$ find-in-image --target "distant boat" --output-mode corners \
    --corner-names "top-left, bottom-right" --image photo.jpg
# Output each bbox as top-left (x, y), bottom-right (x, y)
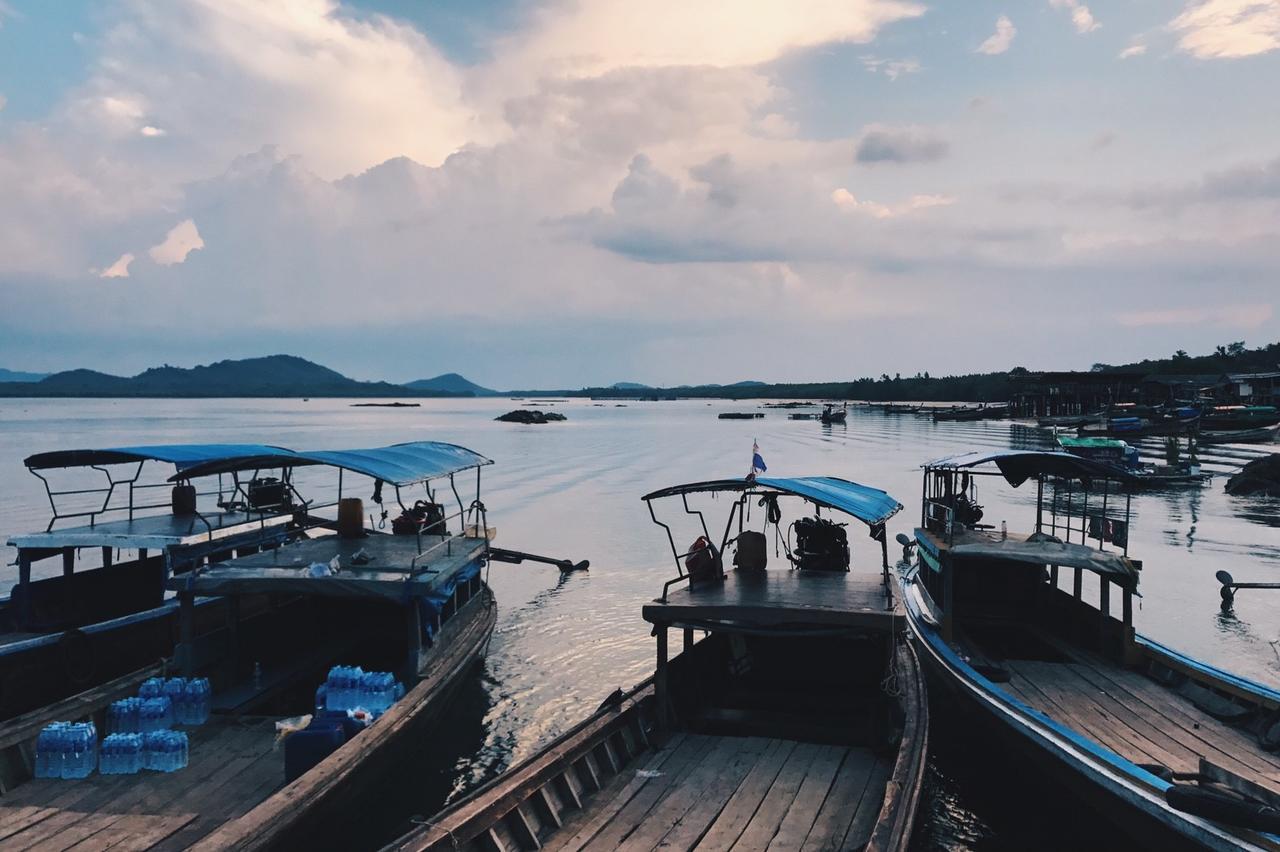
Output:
top-left (903, 450), bottom-right (1280, 848)
top-left (1199, 423), bottom-right (1280, 445)
top-left (1202, 405), bottom-right (1280, 432)
top-left (1057, 436), bottom-right (1209, 488)
top-left (819, 402), bottom-right (847, 424)
top-left (350, 401), bottom-right (421, 408)
top-left (717, 412), bottom-right (764, 419)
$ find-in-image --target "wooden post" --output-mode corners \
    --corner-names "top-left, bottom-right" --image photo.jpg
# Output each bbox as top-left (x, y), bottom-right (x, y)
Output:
top-left (406, 601), bottom-right (424, 683)
top-left (1050, 565), bottom-right (1059, 587)
top-left (17, 551), bottom-right (31, 627)
top-left (102, 547), bottom-right (113, 569)
top-left (942, 562), bottom-right (955, 643)
top-left (656, 625), bottom-right (669, 732)
top-left (177, 590), bottom-right (195, 677)
top-left (1073, 567), bottom-right (1083, 600)
top-left (1099, 578), bottom-right (1111, 654)
top-left (683, 628), bottom-right (693, 653)
top-left (62, 547), bottom-right (74, 577)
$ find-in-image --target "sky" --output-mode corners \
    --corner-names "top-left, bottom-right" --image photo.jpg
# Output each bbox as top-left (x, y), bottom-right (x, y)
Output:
top-left (1, 1), bottom-right (1279, 388)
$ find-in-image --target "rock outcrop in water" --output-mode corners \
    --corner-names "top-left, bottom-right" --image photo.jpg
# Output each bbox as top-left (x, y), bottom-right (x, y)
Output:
top-left (495, 409), bottom-right (566, 424)
top-left (1225, 454), bottom-right (1280, 497)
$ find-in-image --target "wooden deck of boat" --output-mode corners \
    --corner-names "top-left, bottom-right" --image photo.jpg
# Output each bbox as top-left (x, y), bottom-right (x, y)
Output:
top-left (1003, 656), bottom-right (1280, 793)
top-left (0, 716), bottom-right (280, 851)
top-left (547, 733), bottom-right (891, 851)
top-left (643, 570), bottom-right (899, 630)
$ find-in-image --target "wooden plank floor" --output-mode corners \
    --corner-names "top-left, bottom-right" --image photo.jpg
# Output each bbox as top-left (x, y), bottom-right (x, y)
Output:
top-left (546, 734), bottom-right (890, 851)
top-left (1004, 658), bottom-right (1280, 793)
top-left (644, 570), bottom-right (899, 630)
top-left (0, 717), bottom-right (281, 851)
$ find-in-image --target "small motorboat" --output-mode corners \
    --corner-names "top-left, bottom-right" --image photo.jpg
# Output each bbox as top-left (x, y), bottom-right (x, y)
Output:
top-left (819, 402), bottom-right (848, 424)
top-left (1199, 423), bottom-right (1280, 445)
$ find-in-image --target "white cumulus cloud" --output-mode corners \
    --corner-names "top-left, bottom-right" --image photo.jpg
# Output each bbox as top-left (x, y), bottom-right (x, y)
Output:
top-left (1170, 0), bottom-right (1280, 59)
top-left (977, 15), bottom-right (1017, 54)
top-left (1050, 0), bottom-right (1100, 34)
top-left (148, 218), bottom-right (204, 265)
top-left (1119, 38), bottom-right (1149, 59)
top-left (832, 188), bottom-right (955, 218)
top-left (99, 252), bottom-right (134, 279)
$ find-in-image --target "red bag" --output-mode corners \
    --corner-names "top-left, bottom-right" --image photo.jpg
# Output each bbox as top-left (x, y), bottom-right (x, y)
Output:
top-left (685, 536), bottom-right (723, 585)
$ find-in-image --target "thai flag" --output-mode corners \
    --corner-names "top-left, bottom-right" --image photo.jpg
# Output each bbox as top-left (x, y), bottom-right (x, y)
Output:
top-left (752, 440), bottom-right (767, 474)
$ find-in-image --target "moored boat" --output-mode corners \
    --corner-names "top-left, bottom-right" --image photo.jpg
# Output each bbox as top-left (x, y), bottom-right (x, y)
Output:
top-left (0, 441), bottom-right (576, 851)
top-left (902, 450), bottom-right (1280, 850)
top-left (1057, 436), bottom-right (1209, 488)
top-left (1202, 406), bottom-right (1280, 433)
top-left (820, 402), bottom-right (848, 424)
top-left (386, 475), bottom-right (927, 852)
top-left (1, 444), bottom-right (310, 720)
top-left (1200, 423), bottom-right (1280, 445)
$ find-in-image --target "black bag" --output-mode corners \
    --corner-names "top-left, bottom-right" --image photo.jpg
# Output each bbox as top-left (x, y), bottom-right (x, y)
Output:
top-left (247, 477), bottom-right (290, 510)
top-left (391, 500), bottom-right (448, 536)
top-left (793, 517), bottom-right (850, 572)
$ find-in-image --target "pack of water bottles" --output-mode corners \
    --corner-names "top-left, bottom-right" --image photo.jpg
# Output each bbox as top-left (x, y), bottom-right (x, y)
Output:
top-left (34, 721), bottom-right (97, 779)
top-left (323, 666), bottom-right (404, 715)
top-left (117, 676), bottom-right (210, 731)
top-left (99, 733), bottom-right (144, 775)
top-left (141, 730), bottom-right (189, 772)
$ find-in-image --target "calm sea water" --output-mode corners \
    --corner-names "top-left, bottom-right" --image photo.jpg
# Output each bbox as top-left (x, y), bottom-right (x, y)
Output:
top-left (1, 397), bottom-right (1277, 849)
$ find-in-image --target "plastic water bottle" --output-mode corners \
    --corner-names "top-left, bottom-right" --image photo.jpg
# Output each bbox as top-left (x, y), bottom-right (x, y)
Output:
top-left (63, 723), bottom-right (95, 779)
top-left (35, 724), bottom-right (58, 778)
top-left (183, 678), bottom-right (210, 726)
top-left (175, 730), bottom-right (189, 770)
top-left (109, 697), bottom-right (142, 733)
top-left (140, 677), bottom-right (164, 698)
top-left (163, 678), bottom-right (187, 725)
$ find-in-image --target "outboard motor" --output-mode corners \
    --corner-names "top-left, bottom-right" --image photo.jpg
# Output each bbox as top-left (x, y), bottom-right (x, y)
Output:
top-left (792, 517), bottom-right (850, 571)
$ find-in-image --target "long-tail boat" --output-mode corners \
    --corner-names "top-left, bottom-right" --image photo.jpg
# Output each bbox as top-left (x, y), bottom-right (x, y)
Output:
top-left (0, 441), bottom-right (580, 851)
top-left (386, 475), bottom-right (927, 852)
top-left (901, 450), bottom-right (1280, 850)
top-left (1, 444), bottom-right (309, 721)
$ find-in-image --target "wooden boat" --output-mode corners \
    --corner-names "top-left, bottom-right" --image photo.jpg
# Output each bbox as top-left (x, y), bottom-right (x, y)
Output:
top-left (820, 403), bottom-right (848, 425)
top-left (902, 450), bottom-right (1280, 850)
top-left (1078, 414), bottom-right (1200, 439)
top-left (0, 441), bottom-right (578, 850)
top-left (1, 444), bottom-right (310, 721)
top-left (717, 412), bottom-right (764, 420)
top-left (387, 476), bottom-right (928, 852)
top-left (1202, 406), bottom-right (1280, 432)
top-left (1057, 436), bottom-right (1210, 489)
top-left (1200, 424), bottom-right (1280, 445)
top-left (1037, 414), bottom-right (1103, 428)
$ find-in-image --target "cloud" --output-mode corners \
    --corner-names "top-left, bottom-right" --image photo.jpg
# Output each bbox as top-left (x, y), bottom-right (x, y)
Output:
top-left (1169, 0), bottom-right (1280, 59)
top-left (1090, 131), bottom-right (1117, 150)
top-left (494, 0), bottom-right (926, 77)
top-left (148, 219), bottom-right (204, 265)
top-left (977, 15), bottom-right (1017, 54)
top-left (831, 188), bottom-right (955, 218)
top-left (1119, 38), bottom-right (1148, 59)
top-left (99, 252), bottom-right (134, 279)
top-left (1050, 0), bottom-right (1100, 34)
top-left (860, 56), bottom-right (923, 80)
top-left (139, 125), bottom-right (166, 137)
top-left (1116, 303), bottom-right (1273, 328)
top-left (855, 124), bottom-right (949, 163)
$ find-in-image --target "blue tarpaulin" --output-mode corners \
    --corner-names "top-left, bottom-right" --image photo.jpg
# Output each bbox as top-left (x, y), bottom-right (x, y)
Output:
top-left (296, 442), bottom-right (492, 487)
top-left (642, 476), bottom-right (902, 528)
top-left (25, 444), bottom-right (300, 471)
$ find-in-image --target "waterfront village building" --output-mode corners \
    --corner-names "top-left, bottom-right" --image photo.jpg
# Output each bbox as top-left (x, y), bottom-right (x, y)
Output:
top-left (1010, 369), bottom-right (1280, 416)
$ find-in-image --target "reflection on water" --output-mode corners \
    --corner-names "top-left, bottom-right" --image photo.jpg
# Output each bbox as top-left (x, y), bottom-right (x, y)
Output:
top-left (1, 398), bottom-right (1278, 848)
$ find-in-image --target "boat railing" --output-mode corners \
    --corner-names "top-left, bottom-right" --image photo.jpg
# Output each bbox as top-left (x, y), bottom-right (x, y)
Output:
top-left (923, 500), bottom-right (954, 542)
top-left (408, 500), bottom-right (490, 574)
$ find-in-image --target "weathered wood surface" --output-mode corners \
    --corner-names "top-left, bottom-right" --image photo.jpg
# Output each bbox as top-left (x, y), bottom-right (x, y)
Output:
top-left (1005, 656), bottom-right (1280, 795)
top-left (644, 570), bottom-right (898, 630)
top-left (0, 716), bottom-right (278, 851)
top-left (0, 664), bottom-right (163, 752)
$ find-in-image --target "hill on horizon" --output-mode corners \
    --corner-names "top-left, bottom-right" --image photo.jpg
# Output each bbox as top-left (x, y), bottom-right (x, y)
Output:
top-left (0, 355), bottom-right (465, 399)
top-left (404, 373), bottom-right (493, 396)
top-left (0, 368), bottom-right (49, 382)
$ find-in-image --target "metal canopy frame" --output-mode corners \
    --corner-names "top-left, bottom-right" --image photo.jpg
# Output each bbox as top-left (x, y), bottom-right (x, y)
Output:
top-left (644, 479), bottom-right (900, 603)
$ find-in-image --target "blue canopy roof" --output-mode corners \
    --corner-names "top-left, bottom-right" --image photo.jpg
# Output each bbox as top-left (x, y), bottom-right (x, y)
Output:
top-left (924, 450), bottom-right (1133, 487)
top-left (293, 441), bottom-right (492, 486)
top-left (642, 476), bottom-right (903, 527)
top-left (25, 444), bottom-right (300, 472)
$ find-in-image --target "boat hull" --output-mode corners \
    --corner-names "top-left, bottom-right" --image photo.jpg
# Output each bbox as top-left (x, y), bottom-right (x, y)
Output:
top-left (192, 587), bottom-right (497, 852)
top-left (900, 572), bottom-right (1275, 852)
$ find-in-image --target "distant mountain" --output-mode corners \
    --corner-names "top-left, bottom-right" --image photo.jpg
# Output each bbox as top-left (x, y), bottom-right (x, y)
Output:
top-left (610, 382), bottom-right (651, 390)
top-left (726, 380), bottom-right (767, 388)
top-left (0, 368), bottom-right (48, 383)
top-left (0, 355), bottom-right (467, 398)
top-left (404, 373), bottom-right (494, 396)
